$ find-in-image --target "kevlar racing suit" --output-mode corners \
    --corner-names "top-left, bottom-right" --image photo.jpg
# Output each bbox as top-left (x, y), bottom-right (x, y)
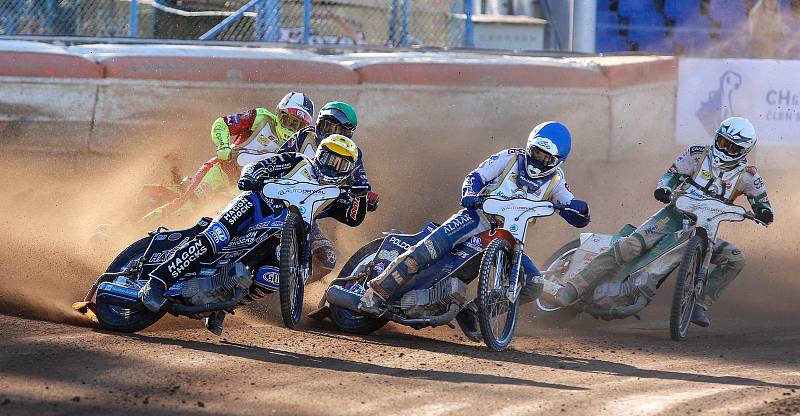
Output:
top-left (143, 108), bottom-right (287, 223)
top-left (147, 152), bottom-right (371, 290)
top-left (567, 145), bottom-right (774, 310)
top-left (279, 127), bottom-right (380, 274)
top-left (365, 148), bottom-right (590, 307)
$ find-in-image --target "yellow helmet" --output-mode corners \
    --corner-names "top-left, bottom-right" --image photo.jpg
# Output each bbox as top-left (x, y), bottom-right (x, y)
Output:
top-left (313, 134), bottom-right (359, 184)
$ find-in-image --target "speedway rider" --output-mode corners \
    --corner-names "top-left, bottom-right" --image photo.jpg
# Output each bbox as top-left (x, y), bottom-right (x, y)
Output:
top-left (553, 117), bottom-right (774, 327)
top-left (143, 92), bottom-right (315, 222)
top-left (279, 101), bottom-right (380, 275)
top-left (358, 121), bottom-right (591, 340)
top-left (139, 135), bottom-right (374, 335)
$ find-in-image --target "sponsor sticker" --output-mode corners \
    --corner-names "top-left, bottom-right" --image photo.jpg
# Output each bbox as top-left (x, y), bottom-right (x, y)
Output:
top-left (155, 234), bottom-right (168, 241)
top-left (167, 233), bottom-right (182, 241)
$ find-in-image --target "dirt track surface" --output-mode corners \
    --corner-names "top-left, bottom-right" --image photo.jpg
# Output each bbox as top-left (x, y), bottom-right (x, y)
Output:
top-left (1, 313), bottom-right (798, 416)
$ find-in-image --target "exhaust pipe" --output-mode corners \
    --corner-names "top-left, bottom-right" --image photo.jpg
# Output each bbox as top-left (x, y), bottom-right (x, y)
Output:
top-left (584, 295), bottom-right (649, 320)
top-left (326, 285), bottom-right (461, 328)
top-left (326, 285), bottom-right (363, 312)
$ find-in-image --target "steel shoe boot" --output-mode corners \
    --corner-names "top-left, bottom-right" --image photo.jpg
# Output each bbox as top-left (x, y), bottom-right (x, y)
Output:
top-left (205, 311), bottom-right (226, 336)
top-left (691, 305), bottom-right (711, 327)
top-left (455, 301), bottom-right (482, 342)
top-left (139, 278), bottom-right (167, 313)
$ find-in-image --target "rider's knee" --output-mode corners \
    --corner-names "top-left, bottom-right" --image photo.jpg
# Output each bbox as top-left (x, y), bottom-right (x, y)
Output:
top-left (615, 235), bottom-right (644, 263)
top-left (201, 222), bottom-right (231, 254)
top-left (722, 245), bottom-right (746, 271)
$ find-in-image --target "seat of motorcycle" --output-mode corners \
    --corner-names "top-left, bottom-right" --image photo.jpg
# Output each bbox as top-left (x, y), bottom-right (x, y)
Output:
top-left (151, 217), bottom-right (213, 236)
top-left (618, 224), bottom-right (637, 237)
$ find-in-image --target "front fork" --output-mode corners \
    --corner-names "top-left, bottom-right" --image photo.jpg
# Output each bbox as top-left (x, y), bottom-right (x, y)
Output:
top-left (505, 241), bottom-right (525, 303)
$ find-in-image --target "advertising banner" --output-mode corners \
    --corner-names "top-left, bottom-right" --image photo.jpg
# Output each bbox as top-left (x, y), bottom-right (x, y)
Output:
top-left (676, 58), bottom-right (800, 146)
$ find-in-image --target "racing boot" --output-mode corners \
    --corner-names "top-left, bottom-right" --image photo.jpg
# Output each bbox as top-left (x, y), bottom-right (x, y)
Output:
top-left (455, 301), bottom-right (482, 342)
top-left (205, 311), bottom-right (226, 336)
top-left (139, 278), bottom-right (167, 313)
top-left (691, 305), bottom-right (711, 327)
top-left (518, 276), bottom-right (544, 305)
top-left (553, 283), bottom-right (579, 307)
top-left (358, 286), bottom-right (387, 317)
top-left (310, 225), bottom-right (336, 281)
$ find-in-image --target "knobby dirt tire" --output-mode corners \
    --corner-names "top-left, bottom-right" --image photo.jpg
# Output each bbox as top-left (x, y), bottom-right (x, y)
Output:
top-left (477, 238), bottom-right (519, 351)
top-left (670, 235), bottom-right (704, 341)
top-left (96, 236), bottom-right (165, 333)
top-left (279, 211), bottom-right (306, 329)
top-left (328, 238), bottom-right (388, 335)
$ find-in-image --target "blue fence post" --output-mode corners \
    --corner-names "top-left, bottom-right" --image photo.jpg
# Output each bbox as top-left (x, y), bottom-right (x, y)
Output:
top-left (255, 0), bottom-right (267, 40)
top-left (200, 0), bottom-right (261, 40)
top-left (388, 0), bottom-right (398, 46)
top-left (266, 0), bottom-right (280, 41)
top-left (303, 0), bottom-right (311, 44)
top-left (401, 0), bottom-right (410, 47)
top-left (151, 0), bottom-right (159, 37)
top-left (46, 0), bottom-right (56, 33)
top-left (129, 0), bottom-right (138, 37)
top-left (464, 0), bottom-right (474, 48)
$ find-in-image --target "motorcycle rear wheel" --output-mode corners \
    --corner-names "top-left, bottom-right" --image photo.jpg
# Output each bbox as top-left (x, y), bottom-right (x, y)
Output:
top-left (279, 211), bottom-right (306, 329)
top-left (670, 235), bottom-right (703, 341)
top-left (328, 238), bottom-right (389, 335)
top-left (96, 237), bottom-right (165, 333)
top-left (477, 238), bottom-right (519, 351)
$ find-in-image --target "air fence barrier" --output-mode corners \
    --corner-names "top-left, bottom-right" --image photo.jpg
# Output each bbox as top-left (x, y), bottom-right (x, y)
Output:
top-left (0, 0), bottom-right (476, 48)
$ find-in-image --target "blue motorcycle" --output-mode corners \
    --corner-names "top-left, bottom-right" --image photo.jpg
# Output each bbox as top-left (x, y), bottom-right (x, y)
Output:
top-left (316, 196), bottom-right (570, 351)
top-left (73, 179), bottom-right (357, 333)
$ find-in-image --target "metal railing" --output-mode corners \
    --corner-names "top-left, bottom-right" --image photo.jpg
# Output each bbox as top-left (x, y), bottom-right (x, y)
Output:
top-left (0, 0), bottom-right (477, 48)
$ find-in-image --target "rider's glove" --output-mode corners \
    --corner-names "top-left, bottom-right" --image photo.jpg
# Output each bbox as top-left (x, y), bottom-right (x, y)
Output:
top-left (560, 198), bottom-right (590, 228)
top-left (367, 191), bottom-right (380, 212)
top-left (460, 194), bottom-right (481, 209)
top-left (237, 175), bottom-right (257, 191)
top-left (349, 184), bottom-right (370, 197)
top-left (217, 146), bottom-right (232, 161)
top-left (654, 187), bottom-right (672, 204)
top-left (755, 207), bottom-right (774, 224)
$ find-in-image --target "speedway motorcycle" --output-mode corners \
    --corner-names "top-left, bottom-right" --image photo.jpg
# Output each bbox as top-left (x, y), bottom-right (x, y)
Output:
top-left (73, 178), bottom-right (362, 332)
top-left (314, 196), bottom-right (575, 351)
top-left (534, 183), bottom-right (767, 341)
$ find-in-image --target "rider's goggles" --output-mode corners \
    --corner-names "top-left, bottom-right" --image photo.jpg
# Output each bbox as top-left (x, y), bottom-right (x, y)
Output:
top-left (279, 111), bottom-right (310, 133)
top-left (318, 149), bottom-right (355, 177)
top-left (317, 118), bottom-right (355, 139)
top-left (527, 146), bottom-right (559, 167)
top-left (714, 134), bottom-right (745, 157)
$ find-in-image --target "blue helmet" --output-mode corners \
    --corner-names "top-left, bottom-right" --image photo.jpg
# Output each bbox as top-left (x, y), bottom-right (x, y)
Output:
top-left (524, 121), bottom-right (572, 178)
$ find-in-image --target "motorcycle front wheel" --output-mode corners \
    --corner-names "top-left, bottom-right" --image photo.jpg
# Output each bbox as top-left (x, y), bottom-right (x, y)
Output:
top-left (279, 211), bottom-right (306, 329)
top-left (670, 235), bottom-right (703, 341)
top-left (476, 238), bottom-right (519, 351)
top-left (96, 237), bottom-right (165, 333)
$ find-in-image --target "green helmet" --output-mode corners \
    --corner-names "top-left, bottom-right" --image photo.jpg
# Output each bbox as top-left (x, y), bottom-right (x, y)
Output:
top-left (316, 101), bottom-right (358, 138)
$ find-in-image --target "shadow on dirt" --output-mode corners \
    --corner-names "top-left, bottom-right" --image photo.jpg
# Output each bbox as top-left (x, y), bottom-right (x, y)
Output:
top-left (300, 328), bottom-right (800, 391)
top-left (121, 333), bottom-right (586, 391)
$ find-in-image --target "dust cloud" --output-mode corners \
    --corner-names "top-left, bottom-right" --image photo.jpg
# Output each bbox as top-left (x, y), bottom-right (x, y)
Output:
top-left (0, 125), bottom-right (797, 331)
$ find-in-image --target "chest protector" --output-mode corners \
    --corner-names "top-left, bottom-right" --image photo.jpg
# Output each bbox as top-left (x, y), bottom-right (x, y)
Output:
top-left (685, 149), bottom-right (745, 203)
top-left (237, 119), bottom-right (282, 167)
top-left (479, 154), bottom-right (559, 202)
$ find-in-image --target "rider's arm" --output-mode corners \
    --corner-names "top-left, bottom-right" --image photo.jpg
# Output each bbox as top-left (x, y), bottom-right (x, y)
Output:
top-left (740, 167), bottom-right (774, 223)
top-left (549, 172), bottom-right (590, 228)
top-left (240, 153), bottom-right (303, 184)
top-left (211, 108), bottom-right (270, 159)
top-left (657, 145), bottom-right (706, 190)
top-left (326, 194), bottom-right (368, 227)
top-left (462, 149), bottom-right (516, 196)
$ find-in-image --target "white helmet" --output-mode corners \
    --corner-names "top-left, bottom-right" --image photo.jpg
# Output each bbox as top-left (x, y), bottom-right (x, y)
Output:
top-left (712, 117), bottom-right (756, 170)
top-left (276, 91), bottom-right (314, 137)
